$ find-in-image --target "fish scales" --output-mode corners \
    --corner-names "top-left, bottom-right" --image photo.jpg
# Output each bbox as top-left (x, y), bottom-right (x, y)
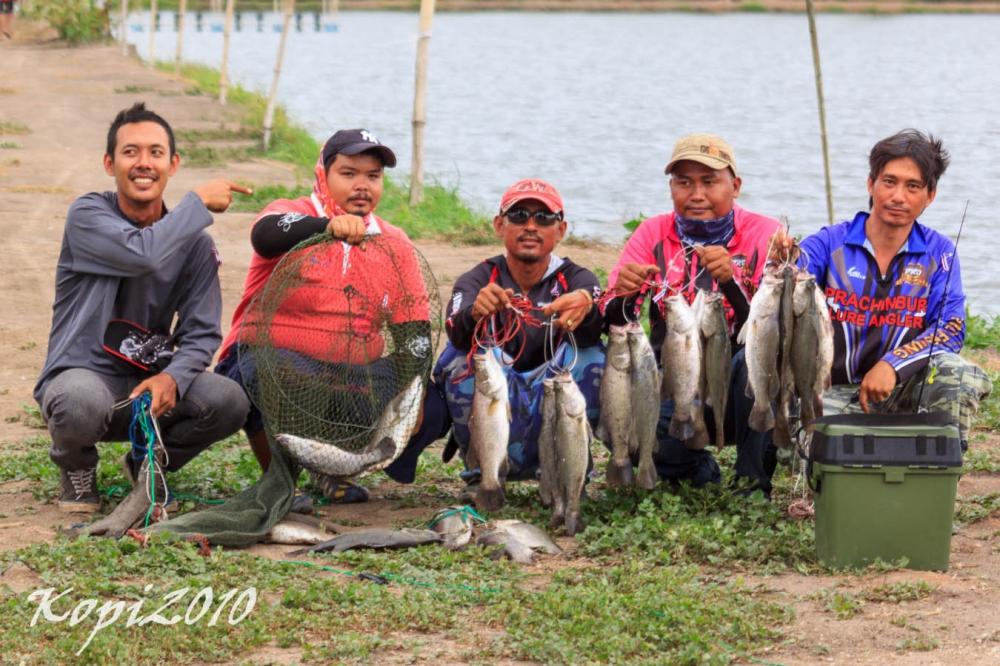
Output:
top-left (600, 324), bottom-right (634, 487)
top-left (698, 290), bottom-right (731, 449)
top-left (275, 375), bottom-right (425, 477)
top-left (661, 294), bottom-right (706, 448)
top-left (538, 377), bottom-right (558, 506)
top-left (791, 273), bottom-right (834, 432)
top-left (469, 349), bottom-right (510, 512)
top-left (628, 322), bottom-right (661, 488)
top-left (740, 272), bottom-right (783, 433)
top-left (552, 372), bottom-right (590, 536)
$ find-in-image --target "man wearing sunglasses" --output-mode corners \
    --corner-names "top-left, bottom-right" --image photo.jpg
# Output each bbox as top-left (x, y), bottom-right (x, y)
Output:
top-left (604, 134), bottom-right (782, 494)
top-left (434, 178), bottom-right (604, 501)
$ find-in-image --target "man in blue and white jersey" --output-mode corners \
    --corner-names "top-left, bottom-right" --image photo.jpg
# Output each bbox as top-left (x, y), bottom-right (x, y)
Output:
top-left (774, 129), bottom-right (991, 452)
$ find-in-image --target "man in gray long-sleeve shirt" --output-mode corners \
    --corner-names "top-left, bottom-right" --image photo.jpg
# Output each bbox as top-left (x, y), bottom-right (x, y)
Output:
top-left (36, 102), bottom-right (252, 513)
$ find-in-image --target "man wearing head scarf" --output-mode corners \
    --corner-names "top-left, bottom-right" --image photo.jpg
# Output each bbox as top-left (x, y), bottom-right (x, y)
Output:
top-left (216, 129), bottom-right (444, 503)
top-left (604, 133), bottom-right (782, 494)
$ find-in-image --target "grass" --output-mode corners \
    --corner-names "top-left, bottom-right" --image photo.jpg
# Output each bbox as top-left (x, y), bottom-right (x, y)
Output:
top-left (113, 85), bottom-right (155, 94)
top-left (965, 311), bottom-right (1000, 350)
top-left (0, 121), bottom-right (31, 136)
top-left (0, 141), bottom-right (22, 149)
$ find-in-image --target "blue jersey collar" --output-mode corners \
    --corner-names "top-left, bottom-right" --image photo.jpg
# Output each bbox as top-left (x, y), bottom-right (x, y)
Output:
top-left (845, 211), bottom-right (928, 255)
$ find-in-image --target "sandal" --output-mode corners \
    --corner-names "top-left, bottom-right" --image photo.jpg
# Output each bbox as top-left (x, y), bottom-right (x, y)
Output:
top-left (309, 471), bottom-right (370, 504)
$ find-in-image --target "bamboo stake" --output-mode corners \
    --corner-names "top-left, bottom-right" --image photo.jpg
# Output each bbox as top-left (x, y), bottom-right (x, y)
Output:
top-left (805, 0), bottom-right (834, 226)
top-left (262, 0), bottom-right (294, 152)
top-left (220, 0), bottom-right (236, 105)
top-left (147, 0), bottom-right (157, 66)
top-left (120, 0), bottom-right (128, 56)
top-left (175, 0), bottom-right (187, 74)
top-left (408, 0), bottom-right (436, 205)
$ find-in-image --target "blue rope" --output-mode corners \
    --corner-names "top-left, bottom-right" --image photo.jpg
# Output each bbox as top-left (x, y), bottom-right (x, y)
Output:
top-left (127, 393), bottom-right (160, 527)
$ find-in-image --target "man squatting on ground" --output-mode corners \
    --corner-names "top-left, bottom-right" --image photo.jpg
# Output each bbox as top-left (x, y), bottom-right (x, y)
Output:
top-left (762, 130), bottom-right (992, 485)
top-left (36, 103), bottom-right (252, 513)
top-left (604, 133), bottom-right (783, 493)
top-left (430, 179), bottom-right (604, 495)
top-left (215, 129), bottom-right (444, 503)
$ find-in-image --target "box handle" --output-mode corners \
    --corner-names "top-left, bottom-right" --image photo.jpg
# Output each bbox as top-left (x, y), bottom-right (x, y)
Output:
top-left (884, 468), bottom-right (905, 483)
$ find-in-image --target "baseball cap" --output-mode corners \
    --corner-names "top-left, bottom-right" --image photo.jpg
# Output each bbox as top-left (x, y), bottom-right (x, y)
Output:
top-left (321, 129), bottom-right (397, 169)
top-left (664, 133), bottom-right (738, 178)
top-left (499, 178), bottom-right (564, 215)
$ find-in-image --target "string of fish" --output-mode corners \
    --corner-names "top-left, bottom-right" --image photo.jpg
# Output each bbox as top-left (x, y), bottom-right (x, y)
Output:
top-left (455, 293), bottom-right (543, 381)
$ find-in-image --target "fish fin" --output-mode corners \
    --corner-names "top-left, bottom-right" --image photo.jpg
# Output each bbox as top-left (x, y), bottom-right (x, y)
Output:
top-left (564, 512), bottom-right (585, 537)
top-left (636, 460), bottom-right (658, 490)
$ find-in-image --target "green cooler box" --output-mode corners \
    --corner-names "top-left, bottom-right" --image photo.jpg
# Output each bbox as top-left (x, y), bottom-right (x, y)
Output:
top-left (808, 411), bottom-right (963, 571)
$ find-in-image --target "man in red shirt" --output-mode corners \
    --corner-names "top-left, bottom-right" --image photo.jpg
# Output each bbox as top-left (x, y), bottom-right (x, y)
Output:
top-left (605, 133), bottom-right (782, 494)
top-left (216, 129), bottom-right (442, 503)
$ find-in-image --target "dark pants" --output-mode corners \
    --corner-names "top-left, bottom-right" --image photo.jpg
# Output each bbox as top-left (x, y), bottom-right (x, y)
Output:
top-left (649, 348), bottom-right (776, 492)
top-left (41, 368), bottom-right (249, 473)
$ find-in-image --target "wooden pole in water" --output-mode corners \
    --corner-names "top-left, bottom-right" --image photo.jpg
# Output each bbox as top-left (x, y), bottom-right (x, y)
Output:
top-left (219, 0), bottom-right (236, 105)
top-left (408, 0), bottom-right (436, 206)
top-left (263, 0), bottom-right (294, 152)
top-left (805, 0), bottom-right (834, 226)
top-left (147, 0), bottom-right (157, 67)
top-left (174, 0), bottom-right (187, 74)
top-left (120, 0), bottom-right (128, 56)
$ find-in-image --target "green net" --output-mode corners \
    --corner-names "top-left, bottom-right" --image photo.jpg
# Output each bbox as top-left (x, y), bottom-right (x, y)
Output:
top-left (237, 234), bottom-right (441, 477)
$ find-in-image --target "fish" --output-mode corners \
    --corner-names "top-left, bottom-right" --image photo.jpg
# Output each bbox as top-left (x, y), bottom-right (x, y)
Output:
top-left (599, 324), bottom-right (634, 487)
top-left (661, 294), bottom-right (706, 447)
top-left (739, 271), bottom-right (783, 433)
top-left (469, 349), bottom-right (510, 512)
top-left (698, 290), bottom-right (732, 450)
top-left (538, 377), bottom-right (558, 507)
top-left (290, 528), bottom-right (443, 555)
top-left (477, 530), bottom-right (536, 565)
top-left (429, 505), bottom-right (477, 550)
top-left (492, 519), bottom-right (562, 555)
top-left (773, 266), bottom-right (797, 450)
top-left (628, 322), bottom-right (662, 488)
top-left (275, 375), bottom-right (425, 477)
top-left (551, 372), bottom-right (591, 536)
top-left (265, 520), bottom-right (335, 546)
top-left (85, 457), bottom-right (168, 538)
top-left (791, 273), bottom-right (834, 432)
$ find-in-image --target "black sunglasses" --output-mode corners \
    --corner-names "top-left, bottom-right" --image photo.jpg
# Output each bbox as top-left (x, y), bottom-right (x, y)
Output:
top-left (504, 208), bottom-right (563, 227)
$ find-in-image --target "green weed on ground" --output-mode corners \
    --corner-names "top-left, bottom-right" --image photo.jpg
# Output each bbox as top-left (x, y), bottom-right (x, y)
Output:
top-left (22, 0), bottom-right (110, 45)
top-left (965, 311), bottom-right (1000, 349)
top-left (0, 120), bottom-right (30, 136)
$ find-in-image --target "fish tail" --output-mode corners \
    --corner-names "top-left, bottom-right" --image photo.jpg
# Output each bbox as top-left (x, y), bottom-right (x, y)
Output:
top-left (605, 460), bottom-right (634, 488)
top-left (476, 485), bottom-right (506, 512)
top-left (749, 401), bottom-right (775, 433)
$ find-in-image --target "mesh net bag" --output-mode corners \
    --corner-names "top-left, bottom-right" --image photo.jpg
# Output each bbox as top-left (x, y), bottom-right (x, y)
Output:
top-left (237, 234), bottom-right (441, 477)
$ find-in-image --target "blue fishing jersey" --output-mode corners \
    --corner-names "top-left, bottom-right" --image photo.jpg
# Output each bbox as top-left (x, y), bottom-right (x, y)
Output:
top-left (799, 212), bottom-right (965, 385)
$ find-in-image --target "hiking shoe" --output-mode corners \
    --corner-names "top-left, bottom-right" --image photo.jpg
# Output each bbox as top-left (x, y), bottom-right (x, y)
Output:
top-left (310, 471), bottom-right (369, 504)
top-left (58, 467), bottom-right (100, 514)
top-left (121, 453), bottom-right (178, 512)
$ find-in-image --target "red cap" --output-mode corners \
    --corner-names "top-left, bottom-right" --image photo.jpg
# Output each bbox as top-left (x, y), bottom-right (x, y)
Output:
top-left (499, 178), bottom-right (564, 215)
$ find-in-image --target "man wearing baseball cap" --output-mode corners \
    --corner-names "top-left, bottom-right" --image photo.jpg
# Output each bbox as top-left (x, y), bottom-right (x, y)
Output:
top-left (604, 133), bottom-right (782, 495)
top-left (432, 178), bottom-right (605, 506)
top-left (216, 129), bottom-right (445, 503)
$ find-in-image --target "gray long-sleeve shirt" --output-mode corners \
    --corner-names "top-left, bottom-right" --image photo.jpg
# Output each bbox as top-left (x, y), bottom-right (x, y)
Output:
top-left (34, 191), bottom-right (222, 403)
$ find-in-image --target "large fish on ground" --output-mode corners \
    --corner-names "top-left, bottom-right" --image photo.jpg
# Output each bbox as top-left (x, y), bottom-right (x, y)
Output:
top-left (290, 528), bottom-right (443, 555)
top-left (492, 519), bottom-right (562, 554)
top-left (791, 273), bottom-right (834, 432)
top-left (628, 322), bottom-right (662, 488)
top-left (661, 294), bottom-right (706, 447)
top-left (551, 372), bottom-right (591, 535)
top-left (469, 349), bottom-right (510, 512)
top-left (739, 271), bottom-right (783, 432)
top-left (265, 520), bottom-right (335, 546)
top-left (275, 374), bottom-right (425, 477)
top-left (538, 377), bottom-right (558, 506)
top-left (429, 505), bottom-right (477, 550)
top-left (477, 530), bottom-right (536, 565)
top-left (600, 324), bottom-right (634, 487)
top-left (698, 290), bottom-right (731, 450)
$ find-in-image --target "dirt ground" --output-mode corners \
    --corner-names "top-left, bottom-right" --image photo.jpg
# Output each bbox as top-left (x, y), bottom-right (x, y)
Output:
top-left (1, 33), bottom-right (999, 665)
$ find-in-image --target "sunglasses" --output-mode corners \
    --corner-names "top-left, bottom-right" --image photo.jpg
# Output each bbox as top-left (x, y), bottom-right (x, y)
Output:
top-left (504, 208), bottom-right (563, 227)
